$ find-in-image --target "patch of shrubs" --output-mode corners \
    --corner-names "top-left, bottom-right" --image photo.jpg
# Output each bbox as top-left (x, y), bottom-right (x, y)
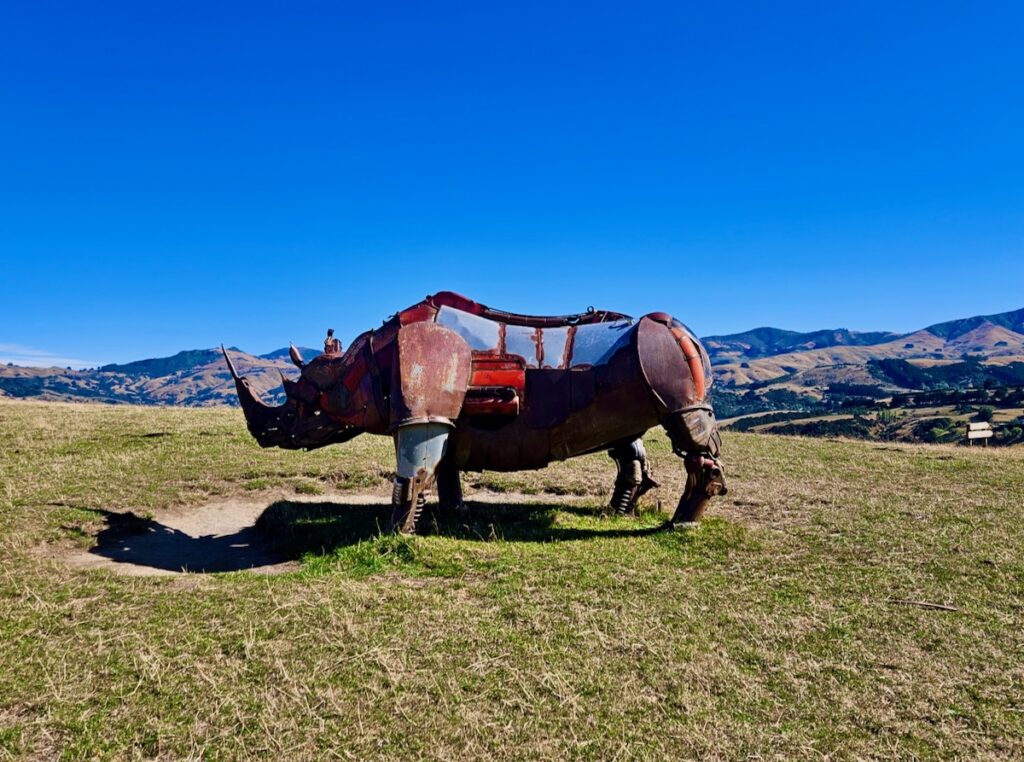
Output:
top-left (872, 359), bottom-right (1024, 391)
top-left (770, 415), bottom-right (879, 440)
top-left (725, 411), bottom-right (814, 432)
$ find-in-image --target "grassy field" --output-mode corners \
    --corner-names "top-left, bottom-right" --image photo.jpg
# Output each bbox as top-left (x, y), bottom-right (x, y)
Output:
top-left (1, 400), bottom-right (1022, 759)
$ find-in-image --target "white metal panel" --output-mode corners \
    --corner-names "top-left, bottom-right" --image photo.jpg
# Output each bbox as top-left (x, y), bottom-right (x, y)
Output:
top-left (569, 321), bottom-right (634, 367)
top-left (436, 306), bottom-right (500, 351)
top-left (540, 326), bottom-right (570, 369)
top-left (505, 324), bottom-right (539, 368)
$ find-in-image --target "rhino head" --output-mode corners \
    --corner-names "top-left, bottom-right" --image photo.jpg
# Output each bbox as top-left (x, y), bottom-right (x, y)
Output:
top-left (221, 346), bottom-right (363, 451)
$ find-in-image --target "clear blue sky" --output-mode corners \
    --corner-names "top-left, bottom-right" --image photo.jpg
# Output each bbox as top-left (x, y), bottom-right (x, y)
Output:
top-left (2, 2), bottom-right (1022, 367)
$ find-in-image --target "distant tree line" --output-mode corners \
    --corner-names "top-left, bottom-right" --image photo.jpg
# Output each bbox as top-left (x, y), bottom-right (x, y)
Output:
top-left (724, 410), bottom-right (814, 432)
top-left (889, 386), bottom-right (1024, 410)
top-left (870, 358), bottom-right (1024, 391)
top-left (711, 387), bottom-right (824, 418)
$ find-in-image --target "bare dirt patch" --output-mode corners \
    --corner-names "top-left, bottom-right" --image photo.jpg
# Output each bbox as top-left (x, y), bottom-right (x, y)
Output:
top-left (57, 497), bottom-right (303, 576)
top-left (52, 491), bottom-right (596, 577)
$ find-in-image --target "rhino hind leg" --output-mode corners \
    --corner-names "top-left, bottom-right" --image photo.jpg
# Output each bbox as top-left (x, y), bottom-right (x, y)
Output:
top-left (607, 438), bottom-right (659, 516)
top-left (389, 423), bottom-right (452, 534)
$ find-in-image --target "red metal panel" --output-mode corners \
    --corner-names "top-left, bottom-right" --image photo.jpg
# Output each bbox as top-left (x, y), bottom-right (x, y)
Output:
top-left (426, 291), bottom-right (484, 315)
top-left (398, 304), bottom-right (438, 325)
top-left (469, 356), bottom-right (525, 392)
top-left (464, 355), bottom-right (525, 416)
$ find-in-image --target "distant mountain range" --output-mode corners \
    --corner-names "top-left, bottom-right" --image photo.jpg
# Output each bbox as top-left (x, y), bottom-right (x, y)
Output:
top-left (2, 308), bottom-right (1023, 411)
top-left (708, 307), bottom-right (1024, 417)
top-left (703, 327), bottom-right (898, 364)
top-left (704, 307), bottom-right (1024, 366)
top-left (0, 347), bottom-right (318, 407)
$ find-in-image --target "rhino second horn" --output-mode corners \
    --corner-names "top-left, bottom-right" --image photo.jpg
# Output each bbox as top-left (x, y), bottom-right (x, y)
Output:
top-left (288, 344), bottom-right (305, 368)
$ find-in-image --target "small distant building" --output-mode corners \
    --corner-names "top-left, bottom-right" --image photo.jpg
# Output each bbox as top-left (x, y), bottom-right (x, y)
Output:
top-left (967, 421), bottom-right (993, 446)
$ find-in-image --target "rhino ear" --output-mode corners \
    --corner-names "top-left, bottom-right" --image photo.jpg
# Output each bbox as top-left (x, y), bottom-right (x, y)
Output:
top-left (288, 344), bottom-right (304, 368)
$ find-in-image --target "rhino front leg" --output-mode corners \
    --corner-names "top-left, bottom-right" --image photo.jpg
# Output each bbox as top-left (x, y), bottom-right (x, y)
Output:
top-left (662, 408), bottom-right (727, 528)
top-left (389, 422), bottom-right (452, 534)
top-left (670, 453), bottom-right (727, 526)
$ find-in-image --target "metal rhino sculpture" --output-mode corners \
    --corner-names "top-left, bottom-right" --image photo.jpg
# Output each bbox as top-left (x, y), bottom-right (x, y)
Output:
top-left (223, 292), bottom-right (726, 534)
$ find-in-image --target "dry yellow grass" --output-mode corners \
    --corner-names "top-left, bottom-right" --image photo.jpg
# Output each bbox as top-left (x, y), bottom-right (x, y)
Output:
top-left (1, 400), bottom-right (1022, 759)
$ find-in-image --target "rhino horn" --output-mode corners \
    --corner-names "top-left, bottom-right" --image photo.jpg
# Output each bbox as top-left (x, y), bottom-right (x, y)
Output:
top-left (222, 346), bottom-right (296, 447)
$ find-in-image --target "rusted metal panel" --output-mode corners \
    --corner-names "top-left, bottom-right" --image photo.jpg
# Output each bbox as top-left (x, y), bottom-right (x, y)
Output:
top-left (302, 355), bottom-right (345, 390)
top-left (283, 376), bottom-right (319, 404)
top-left (389, 321), bottom-right (472, 429)
top-left (635, 316), bottom-right (698, 414)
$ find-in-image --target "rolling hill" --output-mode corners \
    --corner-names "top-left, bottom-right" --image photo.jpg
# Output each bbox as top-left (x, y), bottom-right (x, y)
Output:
top-left (712, 308), bottom-right (1024, 397)
top-left (0, 348), bottom-right (302, 407)
top-left (2, 308), bottom-right (1023, 410)
top-left (702, 326), bottom-right (897, 364)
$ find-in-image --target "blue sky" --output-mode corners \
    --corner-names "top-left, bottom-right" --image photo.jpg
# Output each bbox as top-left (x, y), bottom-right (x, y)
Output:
top-left (2, 2), bottom-right (1023, 367)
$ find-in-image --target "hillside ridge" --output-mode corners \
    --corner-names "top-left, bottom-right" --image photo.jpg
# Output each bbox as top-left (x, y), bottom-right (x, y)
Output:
top-left (2, 306), bottom-right (1023, 408)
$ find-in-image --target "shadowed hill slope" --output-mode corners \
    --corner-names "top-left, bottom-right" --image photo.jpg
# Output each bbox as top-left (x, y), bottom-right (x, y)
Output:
top-left (925, 306), bottom-right (1024, 340)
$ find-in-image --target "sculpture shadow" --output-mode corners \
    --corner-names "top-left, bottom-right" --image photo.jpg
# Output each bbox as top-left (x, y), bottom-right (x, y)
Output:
top-left (255, 499), bottom-right (665, 558)
top-left (78, 499), bottom-right (665, 574)
top-left (82, 509), bottom-right (287, 574)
